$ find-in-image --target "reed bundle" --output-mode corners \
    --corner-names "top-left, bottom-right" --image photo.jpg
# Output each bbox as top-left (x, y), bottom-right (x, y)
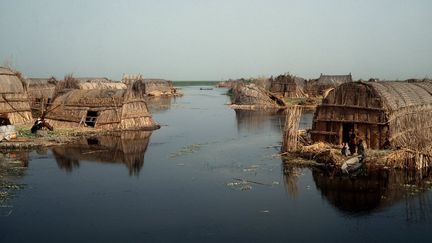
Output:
top-left (282, 106), bottom-right (302, 152)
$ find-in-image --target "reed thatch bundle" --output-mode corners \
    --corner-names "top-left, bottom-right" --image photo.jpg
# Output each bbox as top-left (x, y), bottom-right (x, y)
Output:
top-left (282, 106), bottom-right (302, 152)
top-left (0, 67), bottom-right (32, 124)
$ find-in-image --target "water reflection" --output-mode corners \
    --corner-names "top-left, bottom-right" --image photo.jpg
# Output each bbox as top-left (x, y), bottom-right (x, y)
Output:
top-left (145, 96), bottom-right (173, 113)
top-left (306, 168), bottom-right (432, 220)
top-left (235, 109), bottom-right (314, 133)
top-left (53, 131), bottom-right (152, 176)
top-left (235, 109), bottom-right (285, 133)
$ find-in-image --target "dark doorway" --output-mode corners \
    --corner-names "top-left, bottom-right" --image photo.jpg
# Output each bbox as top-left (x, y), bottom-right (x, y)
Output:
top-left (87, 137), bottom-right (99, 145)
top-left (342, 123), bottom-right (354, 143)
top-left (0, 114), bottom-right (11, 126)
top-left (85, 110), bottom-right (98, 127)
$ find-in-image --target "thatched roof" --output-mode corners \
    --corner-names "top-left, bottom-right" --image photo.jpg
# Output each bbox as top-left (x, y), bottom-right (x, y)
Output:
top-left (0, 67), bottom-right (25, 94)
top-left (130, 79), bottom-right (175, 96)
top-left (368, 81), bottom-right (432, 111)
top-left (121, 74), bottom-right (144, 84)
top-left (317, 74), bottom-right (352, 86)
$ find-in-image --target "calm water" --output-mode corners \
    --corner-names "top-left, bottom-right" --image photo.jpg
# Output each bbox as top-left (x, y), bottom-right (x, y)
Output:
top-left (1, 86), bottom-right (431, 243)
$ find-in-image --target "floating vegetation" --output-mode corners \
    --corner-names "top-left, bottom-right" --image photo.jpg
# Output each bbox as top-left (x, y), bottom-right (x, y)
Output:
top-left (170, 143), bottom-right (207, 158)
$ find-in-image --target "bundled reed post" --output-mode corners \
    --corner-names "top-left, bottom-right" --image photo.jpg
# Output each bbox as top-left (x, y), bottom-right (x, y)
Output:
top-left (282, 106), bottom-right (302, 152)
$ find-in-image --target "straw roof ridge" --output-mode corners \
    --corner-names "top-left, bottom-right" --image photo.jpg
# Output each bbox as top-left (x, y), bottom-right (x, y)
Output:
top-left (318, 74), bottom-right (352, 85)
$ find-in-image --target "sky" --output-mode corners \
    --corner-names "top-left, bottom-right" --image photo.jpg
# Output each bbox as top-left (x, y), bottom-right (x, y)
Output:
top-left (0, 0), bottom-right (431, 81)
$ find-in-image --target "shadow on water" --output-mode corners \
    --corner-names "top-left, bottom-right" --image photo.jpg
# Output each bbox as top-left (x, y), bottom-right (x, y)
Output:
top-left (283, 163), bottom-right (432, 221)
top-left (53, 131), bottom-right (152, 176)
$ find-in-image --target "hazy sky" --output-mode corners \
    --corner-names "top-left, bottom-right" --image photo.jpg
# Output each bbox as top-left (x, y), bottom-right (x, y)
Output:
top-left (1, 0), bottom-right (431, 80)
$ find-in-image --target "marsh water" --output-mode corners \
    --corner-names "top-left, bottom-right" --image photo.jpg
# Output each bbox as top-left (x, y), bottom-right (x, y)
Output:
top-left (1, 86), bottom-right (432, 242)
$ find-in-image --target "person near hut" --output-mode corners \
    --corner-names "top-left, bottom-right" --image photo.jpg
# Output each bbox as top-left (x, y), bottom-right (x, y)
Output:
top-left (348, 129), bottom-right (357, 155)
top-left (357, 138), bottom-right (365, 161)
top-left (31, 117), bottom-right (54, 133)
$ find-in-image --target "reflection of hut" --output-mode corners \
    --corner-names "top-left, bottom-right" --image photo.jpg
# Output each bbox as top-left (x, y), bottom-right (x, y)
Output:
top-left (0, 67), bottom-right (32, 124)
top-left (45, 88), bottom-right (159, 130)
top-left (306, 74), bottom-right (352, 97)
top-left (53, 131), bottom-right (152, 175)
top-left (269, 74), bottom-right (306, 98)
top-left (145, 96), bottom-right (172, 113)
top-left (235, 109), bottom-right (285, 132)
top-left (26, 77), bottom-right (58, 117)
top-left (312, 168), bottom-right (432, 217)
top-left (310, 81), bottom-right (432, 149)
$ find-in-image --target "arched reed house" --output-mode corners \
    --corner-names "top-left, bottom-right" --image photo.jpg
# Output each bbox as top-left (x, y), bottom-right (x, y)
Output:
top-left (45, 85), bottom-right (159, 131)
top-left (268, 74), bottom-right (306, 98)
top-left (310, 81), bottom-right (432, 149)
top-left (306, 74), bottom-right (353, 97)
top-left (0, 67), bottom-right (32, 124)
top-left (26, 77), bottom-right (58, 116)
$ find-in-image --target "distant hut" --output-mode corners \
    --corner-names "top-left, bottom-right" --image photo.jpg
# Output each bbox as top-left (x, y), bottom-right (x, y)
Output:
top-left (121, 73), bottom-right (144, 85)
top-left (0, 67), bottom-right (32, 124)
top-left (269, 74), bottom-right (306, 97)
top-left (130, 79), bottom-right (178, 96)
top-left (54, 76), bottom-right (126, 97)
top-left (310, 81), bottom-right (432, 149)
top-left (306, 74), bottom-right (353, 97)
top-left (45, 88), bottom-right (159, 130)
top-left (26, 77), bottom-right (58, 117)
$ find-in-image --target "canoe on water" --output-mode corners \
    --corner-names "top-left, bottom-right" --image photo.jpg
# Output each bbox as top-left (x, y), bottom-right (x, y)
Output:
top-left (341, 156), bottom-right (363, 174)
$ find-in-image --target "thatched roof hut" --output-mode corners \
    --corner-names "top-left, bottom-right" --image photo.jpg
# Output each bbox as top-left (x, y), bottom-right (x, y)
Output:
top-left (306, 74), bottom-right (352, 97)
top-left (121, 73), bottom-right (144, 85)
top-left (26, 77), bottom-right (58, 117)
top-left (268, 74), bottom-right (306, 98)
top-left (53, 131), bottom-right (151, 175)
top-left (230, 83), bottom-right (286, 108)
top-left (310, 80), bottom-right (432, 150)
top-left (0, 67), bottom-right (32, 124)
top-left (130, 78), bottom-right (178, 96)
top-left (45, 88), bottom-right (159, 130)
top-left (26, 77), bottom-right (58, 100)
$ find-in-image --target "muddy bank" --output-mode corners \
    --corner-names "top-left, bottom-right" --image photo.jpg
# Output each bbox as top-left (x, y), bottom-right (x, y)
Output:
top-left (0, 125), bottom-right (145, 151)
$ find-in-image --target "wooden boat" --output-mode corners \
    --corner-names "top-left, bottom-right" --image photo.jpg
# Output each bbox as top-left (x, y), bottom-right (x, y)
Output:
top-left (341, 155), bottom-right (363, 174)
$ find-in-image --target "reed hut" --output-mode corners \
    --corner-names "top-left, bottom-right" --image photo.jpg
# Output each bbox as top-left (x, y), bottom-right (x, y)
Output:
top-left (54, 76), bottom-right (126, 97)
top-left (269, 74), bottom-right (306, 98)
top-left (53, 131), bottom-right (151, 175)
top-left (310, 81), bottom-right (432, 150)
top-left (130, 78), bottom-right (177, 96)
top-left (45, 88), bottom-right (159, 130)
top-left (26, 77), bottom-right (58, 117)
top-left (0, 67), bottom-right (32, 124)
top-left (230, 83), bottom-right (286, 108)
top-left (306, 74), bottom-right (352, 97)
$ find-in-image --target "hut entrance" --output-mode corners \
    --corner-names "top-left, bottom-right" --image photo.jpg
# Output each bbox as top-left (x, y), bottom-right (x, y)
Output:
top-left (85, 110), bottom-right (98, 127)
top-left (342, 123), bottom-right (354, 143)
top-left (0, 114), bottom-right (11, 126)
